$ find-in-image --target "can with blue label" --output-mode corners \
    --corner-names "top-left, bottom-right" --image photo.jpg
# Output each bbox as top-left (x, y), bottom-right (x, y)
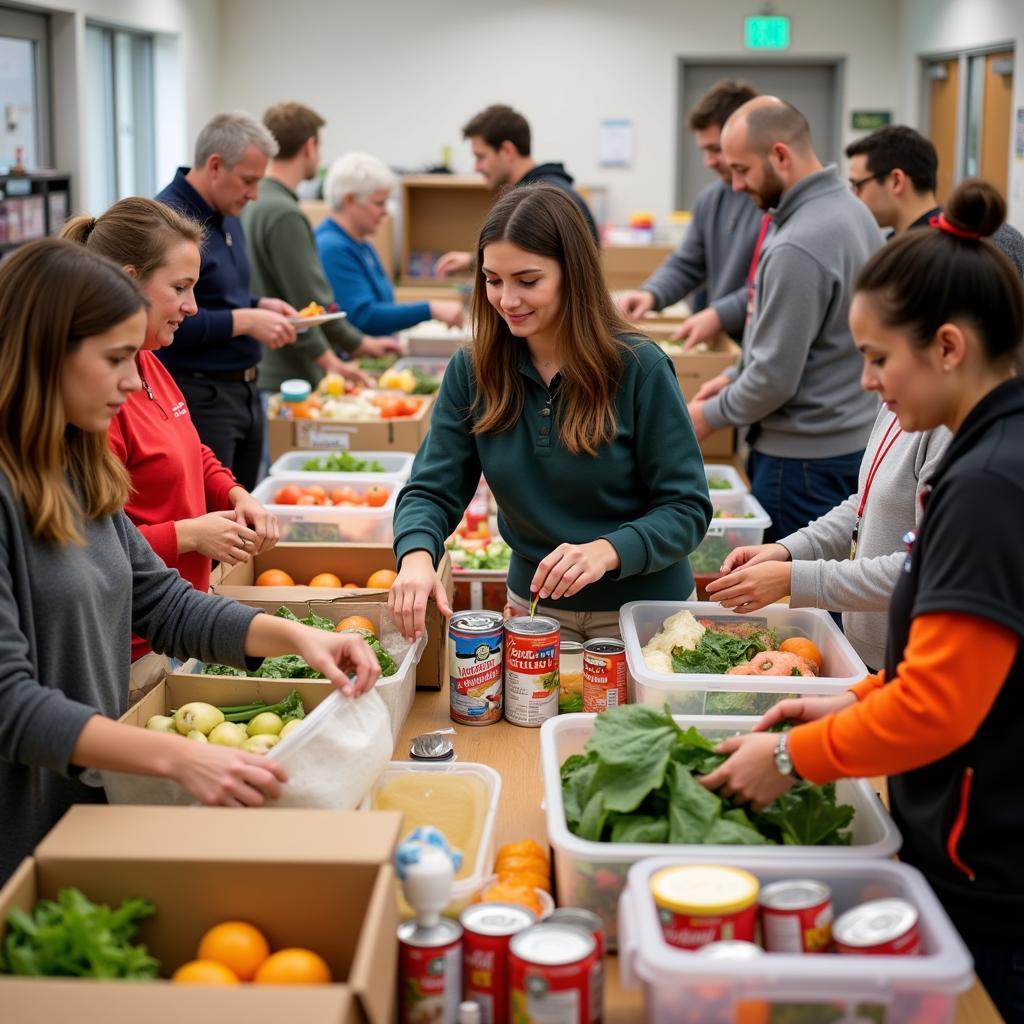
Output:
top-left (449, 611), bottom-right (504, 726)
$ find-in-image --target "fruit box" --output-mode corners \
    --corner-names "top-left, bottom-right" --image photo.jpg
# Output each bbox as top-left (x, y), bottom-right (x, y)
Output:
top-left (212, 546), bottom-right (452, 690)
top-left (0, 805), bottom-right (402, 1024)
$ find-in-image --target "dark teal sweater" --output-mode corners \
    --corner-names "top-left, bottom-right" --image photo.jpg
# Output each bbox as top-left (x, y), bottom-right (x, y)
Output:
top-left (393, 335), bottom-right (711, 611)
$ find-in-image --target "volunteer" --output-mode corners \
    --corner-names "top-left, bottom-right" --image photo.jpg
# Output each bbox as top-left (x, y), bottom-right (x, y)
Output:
top-left (62, 198), bottom-right (280, 663)
top-left (699, 180), bottom-right (1024, 1021)
top-left (0, 239), bottom-right (380, 884)
top-left (389, 185), bottom-right (711, 643)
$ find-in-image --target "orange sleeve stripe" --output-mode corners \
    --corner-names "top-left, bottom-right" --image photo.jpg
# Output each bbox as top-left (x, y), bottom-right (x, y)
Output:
top-left (789, 612), bottom-right (1017, 784)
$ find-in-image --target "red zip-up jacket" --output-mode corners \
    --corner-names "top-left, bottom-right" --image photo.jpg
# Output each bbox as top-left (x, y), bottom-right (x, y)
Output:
top-left (108, 349), bottom-right (238, 661)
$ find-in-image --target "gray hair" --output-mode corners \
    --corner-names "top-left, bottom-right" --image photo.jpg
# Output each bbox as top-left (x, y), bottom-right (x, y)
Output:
top-left (324, 152), bottom-right (397, 210)
top-left (193, 111), bottom-right (278, 168)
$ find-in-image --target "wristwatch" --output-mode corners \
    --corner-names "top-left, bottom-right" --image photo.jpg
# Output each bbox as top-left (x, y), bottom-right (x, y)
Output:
top-left (773, 731), bottom-right (802, 780)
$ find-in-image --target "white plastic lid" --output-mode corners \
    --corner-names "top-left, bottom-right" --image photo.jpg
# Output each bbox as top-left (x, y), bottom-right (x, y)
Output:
top-left (280, 378), bottom-right (312, 401)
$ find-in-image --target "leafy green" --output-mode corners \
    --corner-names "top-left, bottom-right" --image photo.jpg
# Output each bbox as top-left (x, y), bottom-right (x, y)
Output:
top-left (411, 368), bottom-right (441, 394)
top-left (688, 535), bottom-right (734, 573)
top-left (706, 475), bottom-right (732, 489)
top-left (358, 355), bottom-right (398, 373)
top-left (300, 451), bottom-right (386, 473)
top-left (446, 539), bottom-right (512, 571)
top-left (0, 888), bottom-right (158, 979)
top-left (282, 521), bottom-right (343, 543)
top-left (712, 509), bottom-right (756, 519)
top-left (756, 782), bottom-right (854, 846)
top-left (671, 627), bottom-right (777, 675)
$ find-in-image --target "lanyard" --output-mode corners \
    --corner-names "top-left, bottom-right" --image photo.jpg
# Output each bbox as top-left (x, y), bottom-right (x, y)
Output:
top-left (850, 414), bottom-right (902, 558)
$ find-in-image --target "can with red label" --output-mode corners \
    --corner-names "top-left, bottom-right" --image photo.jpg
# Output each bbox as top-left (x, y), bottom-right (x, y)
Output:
top-left (509, 922), bottom-right (597, 1024)
top-left (460, 902), bottom-right (535, 1024)
top-left (504, 616), bottom-right (560, 728)
top-left (758, 878), bottom-right (834, 953)
top-left (650, 865), bottom-right (759, 950)
top-left (581, 639), bottom-right (627, 713)
top-left (449, 611), bottom-right (505, 726)
top-left (546, 908), bottom-right (604, 1022)
top-left (833, 898), bottom-right (922, 956)
top-left (398, 917), bottom-right (463, 1024)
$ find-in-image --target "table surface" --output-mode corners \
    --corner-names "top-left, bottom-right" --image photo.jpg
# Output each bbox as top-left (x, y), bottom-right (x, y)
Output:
top-left (395, 686), bottom-right (1003, 1024)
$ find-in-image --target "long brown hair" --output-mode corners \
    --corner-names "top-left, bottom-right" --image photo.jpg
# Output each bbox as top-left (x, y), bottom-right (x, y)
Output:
top-left (0, 239), bottom-right (146, 544)
top-left (470, 185), bottom-right (632, 455)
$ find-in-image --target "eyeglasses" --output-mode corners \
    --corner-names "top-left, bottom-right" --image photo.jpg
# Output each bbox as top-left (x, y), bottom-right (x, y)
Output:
top-left (849, 172), bottom-right (884, 195)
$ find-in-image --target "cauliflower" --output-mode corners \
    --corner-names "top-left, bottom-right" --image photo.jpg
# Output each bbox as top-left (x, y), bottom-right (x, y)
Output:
top-left (642, 648), bottom-right (675, 675)
top-left (640, 609), bottom-right (705, 674)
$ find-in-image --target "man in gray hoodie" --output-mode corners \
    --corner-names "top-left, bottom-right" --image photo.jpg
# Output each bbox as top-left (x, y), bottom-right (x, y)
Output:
top-left (689, 97), bottom-right (884, 540)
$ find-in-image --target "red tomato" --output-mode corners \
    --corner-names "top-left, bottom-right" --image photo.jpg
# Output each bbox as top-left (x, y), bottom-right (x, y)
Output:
top-left (304, 485), bottom-right (328, 504)
top-left (296, 495), bottom-right (318, 505)
top-left (274, 485), bottom-right (302, 505)
top-left (364, 485), bottom-right (389, 508)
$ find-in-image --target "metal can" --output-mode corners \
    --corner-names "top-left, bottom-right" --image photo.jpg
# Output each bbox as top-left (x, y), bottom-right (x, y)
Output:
top-left (460, 902), bottom-right (536, 1024)
top-left (509, 922), bottom-right (597, 1024)
top-left (558, 641), bottom-right (584, 714)
top-left (581, 639), bottom-right (627, 713)
top-left (546, 908), bottom-right (605, 1022)
top-left (650, 865), bottom-right (760, 950)
top-left (833, 898), bottom-right (922, 956)
top-left (759, 878), bottom-right (834, 953)
top-left (398, 917), bottom-right (463, 1024)
top-left (504, 616), bottom-right (560, 728)
top-left (449, 611), bottom-right (504, 726)
top-left (694, 940), bottom-right (765, 959)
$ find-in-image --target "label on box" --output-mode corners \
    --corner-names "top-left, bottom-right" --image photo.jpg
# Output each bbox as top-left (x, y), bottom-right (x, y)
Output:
top-left (297, 422), bottom-right (354, 449)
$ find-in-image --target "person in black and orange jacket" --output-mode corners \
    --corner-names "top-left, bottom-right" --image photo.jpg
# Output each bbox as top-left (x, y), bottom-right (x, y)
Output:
top-left (700, 178), bottom-right (1024, 1023)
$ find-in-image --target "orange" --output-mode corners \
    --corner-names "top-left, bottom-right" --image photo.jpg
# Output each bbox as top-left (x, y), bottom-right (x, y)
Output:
top-left (253, 947), bottom-right (332, 985)
top-left (296, 495), bottom-right (318, 505)
top-left (494, 854), bottom-right (549, 878)
top-left (196, 921), bottom-right (270, 981)
top-left (309, 572), bottom-right (343, 588)
top-left (303, 485), bottom-right (328, 504)
top-left (365, 569), bottom-right (398, 589)
top-left (498, 868), bottom-right (551, 893)
top-left (477, 880), bottom-right (542, 917)
top-left (335, 615), bottom-right (377, 636)
top-left (171, 959), bottom-right (240, 985)
top-left (256, 569), bottom-right (295, 587)
top-left (273, 485), bottom-right (303, 505)
top-left (342, 582), bottom-right (361, 589)
top-left (780, 637), bottom-right (823, 671)
top-left (364, 484), bottom-right (390, 508)
top-left (496, 839), bottom-right (549, 865)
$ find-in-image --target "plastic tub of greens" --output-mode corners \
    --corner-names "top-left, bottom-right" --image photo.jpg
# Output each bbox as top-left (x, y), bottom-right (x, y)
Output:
top-left (688, 493), bottom-right (771, 576)
top-left (268, 449), bottom-right (414, 481)
top-left (703, 463), bottom-right (748, 513)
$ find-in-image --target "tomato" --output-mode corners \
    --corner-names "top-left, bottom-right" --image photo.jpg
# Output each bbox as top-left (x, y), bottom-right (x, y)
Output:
top-left (364, 485), bottom-right (389, 508)
top-left (303, 485), bottom-right (328, 505)
top-left (296, 494), bottom-right (318, 505)
top-left (274, 485), bottom-right (303, 505)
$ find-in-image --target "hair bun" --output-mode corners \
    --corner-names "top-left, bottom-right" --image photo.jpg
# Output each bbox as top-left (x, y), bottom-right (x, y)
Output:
top-left (944, 177), bottom-right (1005, 239)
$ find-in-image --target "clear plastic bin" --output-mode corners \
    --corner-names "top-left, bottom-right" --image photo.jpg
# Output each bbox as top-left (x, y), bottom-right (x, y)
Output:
top-left (618, 854), bottom-right (973, 1024)
top-left (268, 449), bottom-right (414, 481)
top-left (690, 493), bottom-right (771, 577)
top-left (620, 601), bottom-right (869, 715)
top-left (251, 473), bottom-right (397, 544)
top-left (539, 713), bottom-right (901, 947)
top-left (390, 356), bottom-right (450, 382)
top-left (704, 463), bottom-right (748, 513)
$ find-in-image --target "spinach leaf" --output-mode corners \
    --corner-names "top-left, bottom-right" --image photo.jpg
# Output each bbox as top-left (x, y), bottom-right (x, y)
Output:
top-left (609, 814), bottom-right (670, 844)
top-left (667, 760), bottom-right (722, 843)
top-left (577, 791), bottom-right (609, 842)
top-left (756, 782), bottom-right (855, 846)
top-left (671, 628), bottom-right (777, 675)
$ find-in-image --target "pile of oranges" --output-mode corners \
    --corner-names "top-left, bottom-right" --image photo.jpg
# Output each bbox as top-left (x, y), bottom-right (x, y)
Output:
top-left (254, 568), bottom-right (398, 590)
top-left (171, 921), bottom-right (331, 986)
top-left (475, 839), bottom-right (550, 918)
top-left (271, 483), bottom-right (390, 508)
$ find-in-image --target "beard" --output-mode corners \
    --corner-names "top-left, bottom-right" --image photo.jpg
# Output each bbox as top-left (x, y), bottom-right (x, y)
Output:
top-left (747, 161), bottom-right (786, 209)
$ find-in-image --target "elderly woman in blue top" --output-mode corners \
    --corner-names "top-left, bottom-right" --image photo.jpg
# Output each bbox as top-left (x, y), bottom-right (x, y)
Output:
top-left (315, 152), bottom-right (465, 335)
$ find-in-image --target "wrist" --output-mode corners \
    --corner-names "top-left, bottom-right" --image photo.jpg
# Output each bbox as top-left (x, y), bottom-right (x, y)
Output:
top-left (400, 548), bottom-right (435, 572)
top-left (597, 538), bottom-right (620, 572)
top-left (773, 731), bottom-right (803, 781)
top-left (175, 519), bottom-right (196, 554)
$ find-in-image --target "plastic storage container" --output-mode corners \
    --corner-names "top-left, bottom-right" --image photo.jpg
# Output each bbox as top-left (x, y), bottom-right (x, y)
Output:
top-left (251, 473), bottom-right (398, 544)
top-left (620, 601), bottom-right (869, 715)
top-left (390, 355), bottom-right (450, 383)
top-left (540, 713), bottom-right (901, 947)
top-left (703, 463), bottom-right (748, 512)
top-left (690, 493), bottom-right (771, 576)
top-left (618, 854), bottom-right (973, 1024)
top-left (268, 449), bottom-right (414, 481)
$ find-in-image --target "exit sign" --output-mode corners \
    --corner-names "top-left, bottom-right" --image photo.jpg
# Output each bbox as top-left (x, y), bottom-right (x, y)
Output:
top-left (745, 15), bottom-right (791, 50)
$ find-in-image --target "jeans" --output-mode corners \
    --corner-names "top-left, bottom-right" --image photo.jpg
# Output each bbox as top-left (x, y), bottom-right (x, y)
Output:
top-left (963, 934), bottom-right (1024, 1023)
top-left (747, 448), bottom-right (864, 544)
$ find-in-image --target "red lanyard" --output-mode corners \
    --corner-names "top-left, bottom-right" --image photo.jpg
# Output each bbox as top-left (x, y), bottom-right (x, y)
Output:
top-left (856, 415), bottom-right (903, 519)
top-left (746, 213), bottom-right (773, 297)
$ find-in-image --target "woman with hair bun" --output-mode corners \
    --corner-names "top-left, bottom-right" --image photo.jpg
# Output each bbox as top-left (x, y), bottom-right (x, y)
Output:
top-left (702, 179), bottom-right (1024, 1019)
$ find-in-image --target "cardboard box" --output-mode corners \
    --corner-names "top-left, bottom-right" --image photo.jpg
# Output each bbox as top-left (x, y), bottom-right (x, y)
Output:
top-left (0, 805), bottom-right (402, 1024)
top-left (601, 243), bottom-right (675, 291)
top-left (212, 547), bottom-right (453, 691)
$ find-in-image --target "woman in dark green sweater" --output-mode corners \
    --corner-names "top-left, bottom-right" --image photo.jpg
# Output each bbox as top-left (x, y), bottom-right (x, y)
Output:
top-left (390, 185), bottom-right (711, 641)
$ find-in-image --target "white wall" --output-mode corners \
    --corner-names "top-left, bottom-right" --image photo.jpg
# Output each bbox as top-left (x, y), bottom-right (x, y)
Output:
top-left (215, 0), bottom-right (903, 224)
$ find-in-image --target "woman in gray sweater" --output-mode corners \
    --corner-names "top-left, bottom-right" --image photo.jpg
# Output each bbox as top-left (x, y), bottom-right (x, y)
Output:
top-left (0, 239), bottom-right (381, 882)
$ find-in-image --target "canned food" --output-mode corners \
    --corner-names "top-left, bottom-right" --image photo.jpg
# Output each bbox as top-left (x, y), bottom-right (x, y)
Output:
top-left (833, 898), bottom-right (921, 956)
top-left (759, 878), bottom-right (834, 953)
top-left (558, 641), bottom-right (584, 714)
top-left (694, 940), bottom-right (765, 959)
top-left (650, 865), bottom-right (759, 949)
top-left (504, 616), bottom-right (560, 728)
top-left (398, 917), bottom-right (463, 1024)
top-left (460, 903), bottom-right (536, 1024)
top-left (546, 908), bottom-right (604, 1022)
top-left (450, 611), bottom-right (504, 726)
top-left (582, 639), bottom-right (627, 713)
top-left (509, 922), bottom-right (598, 1024)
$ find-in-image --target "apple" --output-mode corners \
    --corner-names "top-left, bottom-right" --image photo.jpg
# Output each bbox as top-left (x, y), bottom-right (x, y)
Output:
top-left (208, 722), bottom-right (248, 748)
top-left (246, 712), bottom-right (284, 737)
top-left (173, 702), bottom-right (224, 736)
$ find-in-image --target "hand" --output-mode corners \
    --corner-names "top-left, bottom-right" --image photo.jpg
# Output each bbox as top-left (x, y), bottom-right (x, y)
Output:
top-left (687, 399), bottom-right (712, 442)
top-left (616, 290), bottom-right (656, 320)
top-left (291, 626), bottom-right (382, 697)
top-left (433, 251), bottom-right (472, 277)
top-left (698, 732), bottom-right (794, 811)
top-left (705, 560), bottom-right (793, 611)
top-left (229, 487), bottom-right (279, 555)
top-left (693, 373), bottom-right (731, 402)
top-left (318, 351), bottom-right (373, 388)
top-left (390, 550), bottom-right (453, 641)
top-left (240, 308), bottom-right (298, 349)
top-left (257, 296), bottom-right (299, 317)
top-left (531, 539), bottom-right (620, 601)
top-left (754, 692), bottom-right (858, 733)
top-left (429, 299), bottom-right (465, 328)
top-left (356, 336), bottom-right (403, 358)
top-left (173, 741), bottom-right (288, 807)
top-left (178, 510), bottom-right (257, 564)
top-left (672, 307), bottom-right (722, 350)
top-left (719, 542), bottom-right (790, 574)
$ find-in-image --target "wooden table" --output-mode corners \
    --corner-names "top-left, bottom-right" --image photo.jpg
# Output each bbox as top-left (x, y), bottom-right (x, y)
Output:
top-left (395, 687), bottom-right (1003, 1023)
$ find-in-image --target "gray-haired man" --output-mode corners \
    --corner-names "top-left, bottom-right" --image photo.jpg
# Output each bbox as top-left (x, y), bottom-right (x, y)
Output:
top-left (156, 110), bottom-right (298, 489)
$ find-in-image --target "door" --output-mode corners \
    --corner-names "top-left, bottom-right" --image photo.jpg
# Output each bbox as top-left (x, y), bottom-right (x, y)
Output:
top-left (676, 61), bottom-right (840, 210)
top-left (980, 51), bottom-right (1013, 198)
top-left (927, 58), bottom-right (960, 205)
top-left (0, 6), bottom-right (50, 170)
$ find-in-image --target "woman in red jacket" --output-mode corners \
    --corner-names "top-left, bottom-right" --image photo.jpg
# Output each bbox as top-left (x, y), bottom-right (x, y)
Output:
top-left (62, 199), bottom-right (278, 660)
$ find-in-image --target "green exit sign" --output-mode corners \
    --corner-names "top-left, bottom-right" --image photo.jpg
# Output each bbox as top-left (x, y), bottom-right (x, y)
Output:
top-left (745, 15), bottom-right (791, 50)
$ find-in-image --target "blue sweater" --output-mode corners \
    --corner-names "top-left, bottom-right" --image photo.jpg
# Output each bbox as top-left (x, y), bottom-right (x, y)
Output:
top-left (155, 168), bottom-right (260, 373)
top-left (315, 218), bottom-right (430, 335)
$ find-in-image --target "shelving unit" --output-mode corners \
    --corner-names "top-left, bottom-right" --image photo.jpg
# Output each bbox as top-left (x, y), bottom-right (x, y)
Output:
top-left (0, 171), bottom-right (72, 257)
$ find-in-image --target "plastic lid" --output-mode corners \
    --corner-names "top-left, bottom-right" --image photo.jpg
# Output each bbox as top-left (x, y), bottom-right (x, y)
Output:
top-left (650, 865), bottom-right (759, 915)
top-left (280, 378), bottom-right (312, 401)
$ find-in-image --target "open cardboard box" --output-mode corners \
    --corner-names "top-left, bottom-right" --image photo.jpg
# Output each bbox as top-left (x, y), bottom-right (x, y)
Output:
top-left (212, 546), bottom-right (452, 690)
top-left (0, 805), bottom-right (402, 1024)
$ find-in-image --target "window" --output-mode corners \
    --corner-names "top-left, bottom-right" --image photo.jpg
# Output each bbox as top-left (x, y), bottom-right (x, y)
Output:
top-left (0, 6), bottom-right (51, 170)
top-left (85, 24), bottom-right (156, 213)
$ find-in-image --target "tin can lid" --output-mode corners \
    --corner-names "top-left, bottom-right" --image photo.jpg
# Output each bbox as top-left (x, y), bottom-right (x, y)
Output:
top-left (397, 916), bottom-right (463, 947)
top-left (409, 732), bottom-right (455, 760)
top-left (547, 907), bottom-right (603, 933)
top-left (510, 922), bottom-right (595, 965)
top-left (460, 902), bottom-right (536, 935)
top-left (695, 940), bottom-right (764, 960)
top-left (280, 378), bottom-right (312, 400)
top-left (759, 878), bottom-right (831, 912)
top-left (833, 898), bottom-right (918, 948)
top-left (450, 611), bottom-right (504, 633)
top-left (559, 640), bottom-right (584, 652)
top-left (506, 615), bottom-right (559, 635)
top-left (583, 638), bottom-right (625, 655)
top-left (650, 865), bottom-right (760, 916)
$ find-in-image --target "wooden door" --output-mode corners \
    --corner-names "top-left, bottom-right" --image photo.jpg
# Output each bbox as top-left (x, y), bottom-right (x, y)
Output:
top-left (928, 58), bottom-right (960, 205)
top-left (980, 50), bottom-right (1013, 198)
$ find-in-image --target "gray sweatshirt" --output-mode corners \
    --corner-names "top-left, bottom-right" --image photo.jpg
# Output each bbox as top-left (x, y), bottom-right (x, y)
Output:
top-left (641, 180), bottom-right (763, 338)
top-left (780, 406), bottom-right (951, 670)
top-left (0, 471), bottom-right (262, 882)
top-left (704, 165), bottom-right (885, 458)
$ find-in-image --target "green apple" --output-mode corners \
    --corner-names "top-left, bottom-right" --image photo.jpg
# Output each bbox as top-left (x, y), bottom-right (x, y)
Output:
top-left (242, 734), bottom-right (281, 755)
top-left (279, 719), bottom-right (304, 739)
top-left (185, 730), bottom-right (208, 743)
top-left (173, 702), bottom-right (224, 736)
top-left (145, 714), bottom-right (177, 733)
top-left (208, 722), bottom-right (248, 748)
top-left (246, 712), bottom-right (284, 737)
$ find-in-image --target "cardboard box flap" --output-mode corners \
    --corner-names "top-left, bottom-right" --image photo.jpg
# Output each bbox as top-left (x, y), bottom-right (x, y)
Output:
top-left (348, 863), bottom-right (399, 1024)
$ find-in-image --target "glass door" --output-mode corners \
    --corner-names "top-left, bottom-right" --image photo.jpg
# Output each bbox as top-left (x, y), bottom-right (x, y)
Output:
top-left (0, 6), bottom-right (50, 171)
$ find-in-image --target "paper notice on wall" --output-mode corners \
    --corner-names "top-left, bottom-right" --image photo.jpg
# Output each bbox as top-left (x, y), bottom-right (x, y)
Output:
top-left (599, 119), bottom-right (634, 168)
